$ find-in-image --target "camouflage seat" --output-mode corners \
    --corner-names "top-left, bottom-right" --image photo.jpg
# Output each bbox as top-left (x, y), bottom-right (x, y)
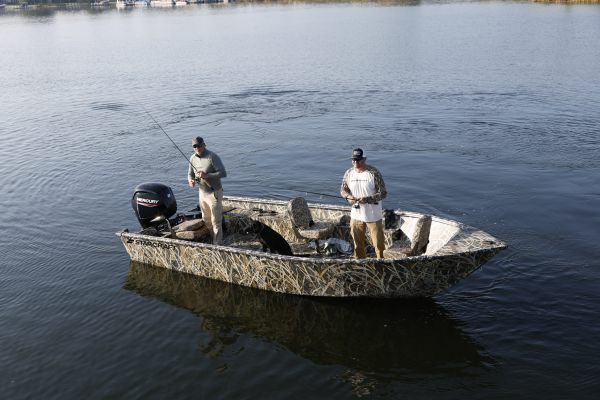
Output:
top-left (287, 197), bottom-right (335, 241)
top-left (383, 215), bottom-right (432, 259)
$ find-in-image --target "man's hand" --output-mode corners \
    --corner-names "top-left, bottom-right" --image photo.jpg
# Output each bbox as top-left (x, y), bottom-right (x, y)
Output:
top-left (188, 180), bottom-right (195, 188)
top-left (346, 195), bottom-right (361, 208)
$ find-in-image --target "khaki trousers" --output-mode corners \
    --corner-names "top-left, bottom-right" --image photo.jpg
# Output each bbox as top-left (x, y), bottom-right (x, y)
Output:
top-left (351, 219), bottom-right (385, 259)
top-left (200, 188), bottom-right (223, 245)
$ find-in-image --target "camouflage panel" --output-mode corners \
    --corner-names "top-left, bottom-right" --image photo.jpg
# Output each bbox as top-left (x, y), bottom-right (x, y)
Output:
top-left (118, 234), bottom-right (504, 298)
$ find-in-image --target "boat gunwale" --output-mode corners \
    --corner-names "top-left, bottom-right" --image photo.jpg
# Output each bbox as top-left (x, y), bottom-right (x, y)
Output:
top-left (223, 195), bottom-right (507, 251)
top-left (224, 195), bottom-right (481, 231)
top-left (117, 196), bottom-right (506, 265)
top-left (115, 228), bottom-right (507, 266)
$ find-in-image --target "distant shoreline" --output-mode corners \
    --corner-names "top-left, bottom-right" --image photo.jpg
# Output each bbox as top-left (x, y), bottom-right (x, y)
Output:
top-left (532, 0), bottom-right (600, 3)
top-left (0, 0), bottom-right (222, 12)
top-left (2, 0), bottom-right (599, 13)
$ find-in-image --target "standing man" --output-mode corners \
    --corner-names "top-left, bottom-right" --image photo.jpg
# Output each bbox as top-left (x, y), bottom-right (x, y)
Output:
top-left (340, 148), bottom-right (387, 259)
top-left (188, 136), bottom-right (227, 245)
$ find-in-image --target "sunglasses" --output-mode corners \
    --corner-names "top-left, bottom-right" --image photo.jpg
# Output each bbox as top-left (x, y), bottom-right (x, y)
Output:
top-left (193, 144), bottom-right (204, 149)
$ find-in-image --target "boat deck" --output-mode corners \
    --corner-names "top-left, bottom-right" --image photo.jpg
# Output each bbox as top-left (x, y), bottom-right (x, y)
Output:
top-left (222, 232), bottom-right (355, 259)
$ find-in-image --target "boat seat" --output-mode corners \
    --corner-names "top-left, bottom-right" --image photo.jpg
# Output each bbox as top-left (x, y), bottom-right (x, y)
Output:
top-left (383, 214), bottom-right (432, 259)
top-left (287, 197), bottom-right (335, 241)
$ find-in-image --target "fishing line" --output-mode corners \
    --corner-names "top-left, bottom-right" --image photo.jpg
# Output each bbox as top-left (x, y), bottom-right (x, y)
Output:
top-left (142, 107), bottom-right (213, 188)
top-left (142, 107), bottom-right (194, 170)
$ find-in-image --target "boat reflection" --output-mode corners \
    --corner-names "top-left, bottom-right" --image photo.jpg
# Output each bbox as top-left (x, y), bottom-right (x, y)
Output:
top-left (124, 261), bottom-right (492, 375)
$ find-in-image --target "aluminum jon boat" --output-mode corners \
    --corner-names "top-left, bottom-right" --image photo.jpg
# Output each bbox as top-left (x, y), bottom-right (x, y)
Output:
top-left (116, 183), bottom-right (506, 298)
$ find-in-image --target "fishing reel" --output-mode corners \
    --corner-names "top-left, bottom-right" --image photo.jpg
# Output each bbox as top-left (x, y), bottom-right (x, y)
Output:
top-left (352, 200), bottom-right (378, 209)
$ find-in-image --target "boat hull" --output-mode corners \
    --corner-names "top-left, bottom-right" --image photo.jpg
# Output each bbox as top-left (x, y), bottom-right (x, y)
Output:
top-left (117, 230), bottom-right (504, 298)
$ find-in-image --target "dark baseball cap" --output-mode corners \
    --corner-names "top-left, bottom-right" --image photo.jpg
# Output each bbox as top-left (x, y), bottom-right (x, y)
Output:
top-left (351, 148), bottom-right (364, 160)
top-left (192, 136), bottom-right (205, 146)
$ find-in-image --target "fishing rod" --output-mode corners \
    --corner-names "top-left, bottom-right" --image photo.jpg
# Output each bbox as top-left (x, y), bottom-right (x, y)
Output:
top-left (290, 189), bottom-right (346, 200)
top-left (142, 107), bottom-right (210, 188)
top-left (143, 107), bottom-right (191, 167)
top-left (267, 193), bottom-right (294, 200)
top-left (282, 188), bottom-right (379, 209)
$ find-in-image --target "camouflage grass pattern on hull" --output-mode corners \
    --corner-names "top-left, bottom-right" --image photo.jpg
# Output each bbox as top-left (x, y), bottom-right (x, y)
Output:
top-left (117, 196), bottom-right (506, 298)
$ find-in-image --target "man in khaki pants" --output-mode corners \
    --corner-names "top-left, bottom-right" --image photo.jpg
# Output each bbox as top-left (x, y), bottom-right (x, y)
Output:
top-left (340, 148), bottom-right (387, 259)
top-left (188, 136), bottom-right (227, 244)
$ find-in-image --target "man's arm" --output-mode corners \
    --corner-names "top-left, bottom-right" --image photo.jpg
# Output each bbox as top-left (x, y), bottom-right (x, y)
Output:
top-left (188, 156), bottom-right (196, 187)
top-left (340, 169), bottom-right (355, 204)
top-left (207, 153), bottom-right (227, 179)
top-left (363, 167), bottom-right (387, 203)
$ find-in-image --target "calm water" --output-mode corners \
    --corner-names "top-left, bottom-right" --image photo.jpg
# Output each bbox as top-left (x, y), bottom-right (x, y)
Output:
top-left (1, 1), bottom-right (600, 398)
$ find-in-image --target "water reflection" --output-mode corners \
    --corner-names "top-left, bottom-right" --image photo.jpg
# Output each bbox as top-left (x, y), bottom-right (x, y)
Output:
top-left (124, 261), bottom-right (493, 377)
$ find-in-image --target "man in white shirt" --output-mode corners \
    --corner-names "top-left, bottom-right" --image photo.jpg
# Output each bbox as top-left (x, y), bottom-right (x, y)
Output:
top-left (340, 148), bottom-right (387, 259)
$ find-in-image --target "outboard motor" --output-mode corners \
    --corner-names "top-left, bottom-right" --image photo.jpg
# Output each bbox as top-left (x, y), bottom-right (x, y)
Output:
top-left (131, 183), bottom-right (177, 229)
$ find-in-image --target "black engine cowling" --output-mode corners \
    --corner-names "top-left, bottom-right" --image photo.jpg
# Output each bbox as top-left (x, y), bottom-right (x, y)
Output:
top-left (131, 183), bottom-right (177, 228)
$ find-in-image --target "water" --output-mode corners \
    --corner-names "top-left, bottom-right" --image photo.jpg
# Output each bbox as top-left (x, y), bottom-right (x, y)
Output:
top-left (1, 2), bottom-right (600, 398)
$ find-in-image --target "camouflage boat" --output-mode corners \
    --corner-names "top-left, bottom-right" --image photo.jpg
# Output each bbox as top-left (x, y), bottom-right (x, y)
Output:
top-left (116, 183), bottom-right (506, 298)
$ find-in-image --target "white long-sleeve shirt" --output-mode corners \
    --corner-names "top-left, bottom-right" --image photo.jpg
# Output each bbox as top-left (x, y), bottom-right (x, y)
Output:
top-left (340, 165), bottom-right (387, 222)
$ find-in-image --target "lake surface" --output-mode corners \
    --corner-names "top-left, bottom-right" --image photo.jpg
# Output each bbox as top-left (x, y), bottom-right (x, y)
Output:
top-left (1, 1), bottom-right (600, 398)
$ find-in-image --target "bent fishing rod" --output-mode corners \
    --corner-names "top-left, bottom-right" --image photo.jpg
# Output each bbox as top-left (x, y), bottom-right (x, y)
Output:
top-left (143, 107), bottom-right (211, 189)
